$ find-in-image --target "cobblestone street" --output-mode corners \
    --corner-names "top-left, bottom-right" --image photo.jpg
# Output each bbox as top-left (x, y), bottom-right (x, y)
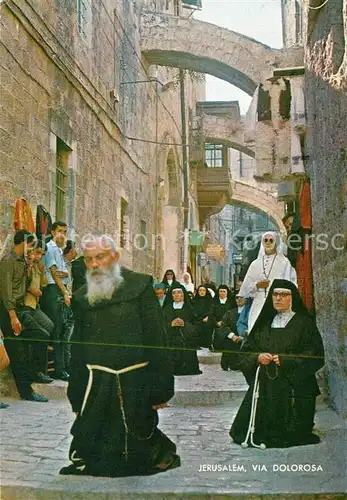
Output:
top-left (1, 363), bottom-right (345, 499)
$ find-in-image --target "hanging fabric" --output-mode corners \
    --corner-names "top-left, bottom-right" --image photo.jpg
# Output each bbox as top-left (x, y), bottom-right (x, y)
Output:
top-left (296, 182), bottom-right (314, 313)
top-left (244, 85), bottom-right (259, 143)
top-left (290, 76), bottom-right (306, 133)
top-left (257, 84), bottom-right (272, 121)
top-left (36, 205), bottom-right (53, 242)
top-left (290, 75), bottom-right (306, 175)
top-left (14, 199), bottom-right (35, 232)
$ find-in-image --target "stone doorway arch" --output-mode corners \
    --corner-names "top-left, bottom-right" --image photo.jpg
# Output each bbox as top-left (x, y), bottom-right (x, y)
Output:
top-left (156, 147), bottom-right (182, 279)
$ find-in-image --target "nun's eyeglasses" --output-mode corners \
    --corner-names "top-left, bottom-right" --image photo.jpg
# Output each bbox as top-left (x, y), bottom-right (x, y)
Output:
top-left (264, 238), bottom-right (274, 243)
top-left (272, 292), bottom-right (291, 298)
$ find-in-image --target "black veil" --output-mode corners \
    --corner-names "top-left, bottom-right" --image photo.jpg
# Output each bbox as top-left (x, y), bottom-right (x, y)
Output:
top-left (162, 269), bottom-right (178, 285)
top-left (163, 283), bottom-right (192, 309)
top-left (249, 279), bottom-right (310, 335)
top-left (214, 284), bottom-right (237, 309)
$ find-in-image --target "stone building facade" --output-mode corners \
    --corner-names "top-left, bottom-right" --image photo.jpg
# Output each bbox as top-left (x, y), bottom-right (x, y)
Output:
top-left (1, 0), bottom-right (345, 415)
top-left (0, 0), bottom-right (204, 280)
top-left (282, 0), bottom-right (346, 416)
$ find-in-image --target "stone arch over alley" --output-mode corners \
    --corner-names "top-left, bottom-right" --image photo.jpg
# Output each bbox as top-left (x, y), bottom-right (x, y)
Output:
top-left (140, 12), bottom-right (304, 94)
top-left (230, 180), bottom-right (285, 232)
top-left (196, 166), bottom-right (284, 231)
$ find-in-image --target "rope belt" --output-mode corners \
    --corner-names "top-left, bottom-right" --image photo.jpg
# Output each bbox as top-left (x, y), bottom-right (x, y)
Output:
top-left (80, 362), bottom-right (154, 460)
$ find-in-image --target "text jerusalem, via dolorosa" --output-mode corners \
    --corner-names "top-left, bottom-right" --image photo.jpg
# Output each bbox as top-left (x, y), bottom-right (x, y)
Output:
top-left (198, 464), bottom-right (323, 472)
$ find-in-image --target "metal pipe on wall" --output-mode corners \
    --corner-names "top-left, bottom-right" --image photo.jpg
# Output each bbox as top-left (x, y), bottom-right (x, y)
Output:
top-left (179, 69), bottom-right (189, 274)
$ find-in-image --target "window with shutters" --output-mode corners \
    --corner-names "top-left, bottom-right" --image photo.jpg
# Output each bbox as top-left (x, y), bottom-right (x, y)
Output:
top-left (295, 1), bottom-right (303, 44)
top-left (205, 143), bottom-right (227, 167)
top-left (120, 198), bottom-right (128, 249)
top-left (56, 139), bottom-right (70, 221)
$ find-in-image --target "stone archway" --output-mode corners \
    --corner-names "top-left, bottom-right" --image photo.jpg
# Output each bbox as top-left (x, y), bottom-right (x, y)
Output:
top-left (231, 180), bottom-right (285, 231)
top-left (196, 167), bottom-right (285, 232)
top-left (141, 12), bottom-right (304, 94)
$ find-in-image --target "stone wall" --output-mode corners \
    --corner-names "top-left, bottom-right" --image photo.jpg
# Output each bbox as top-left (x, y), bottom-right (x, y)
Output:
top-left (0, 0), bottom-right (203, 278)
top-left (304, 0), bottom-right (347, 417)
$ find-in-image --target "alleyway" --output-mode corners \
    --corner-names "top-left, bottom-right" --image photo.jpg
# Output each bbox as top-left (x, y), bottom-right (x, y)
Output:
top-left (0, 0), bottom-right (346, 498)
top-left (1, 355), bottom-right (345, 499)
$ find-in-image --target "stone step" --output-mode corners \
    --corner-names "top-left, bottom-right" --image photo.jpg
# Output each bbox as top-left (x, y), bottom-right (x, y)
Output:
top-left (171, 389), bottom-right (245, 406)
top-left (197, 349), bottom-right (221, 364)
top-left (1, 365), bottom-right (248, 405)
top-left (29, 384), bottom-right (246, 406)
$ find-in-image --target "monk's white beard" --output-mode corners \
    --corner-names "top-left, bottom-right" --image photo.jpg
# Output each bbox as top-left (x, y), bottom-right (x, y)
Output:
top-left (86, 263), bottom-right (123, 305)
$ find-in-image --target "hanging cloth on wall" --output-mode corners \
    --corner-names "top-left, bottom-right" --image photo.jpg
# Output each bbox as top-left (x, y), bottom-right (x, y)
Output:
top-left (257, 83), bottom-right (272, 121)
top-left (244, 85), bottom-right (259, 143)
top-left (296, 182), bottom-right (314, 313)
top-left (14, 199), bottom-right (35, 233)
top-left (36, 205), bottom-right (53, 242)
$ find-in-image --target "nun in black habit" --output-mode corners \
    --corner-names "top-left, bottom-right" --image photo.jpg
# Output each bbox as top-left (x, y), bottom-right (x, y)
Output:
top-left (230, 279), bottom-right (325, 448)
top-left (192, 285), bottom-right (214, 348)
top-left (211, 285), bottom-right (237, 327)
top-left (163, 284), bottom-right (202, 376)
top-left (161, 269), bottom-right (181, 293)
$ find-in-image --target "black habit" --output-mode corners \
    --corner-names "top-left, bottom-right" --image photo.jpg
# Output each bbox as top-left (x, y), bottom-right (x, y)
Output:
top-left (213, 308), bottom-right (243, 371)
top-left (163, 286), bottom-right (201, 376)
top-left (62, 268), bottom-right (180, 477)
top-left (211, 285), bottom-right (237, 328)
top-left (230, 279), bottom-right (325, 448)
top-left (192, 286), bottom-right (214, 348)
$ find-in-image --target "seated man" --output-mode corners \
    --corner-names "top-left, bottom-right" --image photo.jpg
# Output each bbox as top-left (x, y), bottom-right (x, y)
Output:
top-left (25, 244), bottom-right (54, 382)
top-left (154, 283), bottom-right (166, 307)
top-left (0, 230), bottom-right (49, 402)
top-left (213, 295), bottom-right (250, 372)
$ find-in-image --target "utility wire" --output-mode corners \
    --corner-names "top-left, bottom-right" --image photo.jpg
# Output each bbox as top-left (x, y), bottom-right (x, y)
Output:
top-left (4, 336), bottom-right (325, 360)
top-left (110, 3), bottom-right (185, 143)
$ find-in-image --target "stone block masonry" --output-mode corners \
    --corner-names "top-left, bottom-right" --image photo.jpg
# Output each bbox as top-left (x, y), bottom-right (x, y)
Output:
top-left (0, 0), bottom-right (199, 276)
top-left (304, 0), bottom-right (347, 417)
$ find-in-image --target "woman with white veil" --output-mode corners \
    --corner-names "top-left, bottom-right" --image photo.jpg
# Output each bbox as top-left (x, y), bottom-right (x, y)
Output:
top-left (181, 272), bottom-right (195, 294)
top-left (239, 232), bottom-right (297, 332)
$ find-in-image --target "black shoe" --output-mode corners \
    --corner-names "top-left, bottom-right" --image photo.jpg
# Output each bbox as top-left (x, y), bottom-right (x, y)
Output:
top-left (33, 372), bottom-right (54, 384)
top-left (59, 464), bottom-right (87, 476)
top-left (22, 392), bottom-right (49, 402)
top-left (51, 371), bottom-right (69, 381)
top-left (0, 402), bottom-right (9, 409)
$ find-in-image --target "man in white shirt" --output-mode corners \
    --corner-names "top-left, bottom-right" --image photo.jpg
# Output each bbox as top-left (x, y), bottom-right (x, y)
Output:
top-left (41, 221), bottom-right (70, 381)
